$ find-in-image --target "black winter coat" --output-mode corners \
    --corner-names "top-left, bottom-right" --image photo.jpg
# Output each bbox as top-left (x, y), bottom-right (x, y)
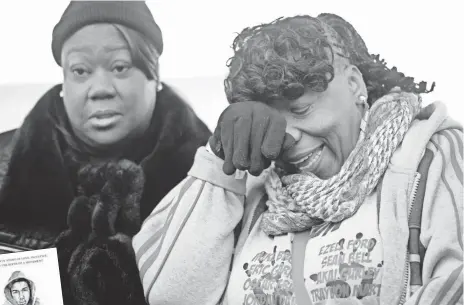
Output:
top-left (0, 83), bottom-right (211, 305)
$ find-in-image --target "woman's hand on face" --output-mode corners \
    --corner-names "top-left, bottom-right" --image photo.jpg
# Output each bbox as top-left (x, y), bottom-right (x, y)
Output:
top-left (209, 101), bottom-right (296, 176)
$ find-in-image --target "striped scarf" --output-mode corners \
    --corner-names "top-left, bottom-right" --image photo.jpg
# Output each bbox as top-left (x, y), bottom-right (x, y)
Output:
top-left (261, 91), bottom-right (422, 236)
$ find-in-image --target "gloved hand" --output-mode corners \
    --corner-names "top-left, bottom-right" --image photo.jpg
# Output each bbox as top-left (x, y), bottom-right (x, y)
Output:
top-left (209, 101), bottom-right (295, 176)
top-left (67, 234), bottom-right (146, 305)
top-left (72, 159), bottom-right (144, 238)
top-left (54, 159), bottom-right (145, 305)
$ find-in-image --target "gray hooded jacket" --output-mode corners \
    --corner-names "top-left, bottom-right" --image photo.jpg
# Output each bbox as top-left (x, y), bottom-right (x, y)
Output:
top-left (3, 271), bottom-right (41, 305)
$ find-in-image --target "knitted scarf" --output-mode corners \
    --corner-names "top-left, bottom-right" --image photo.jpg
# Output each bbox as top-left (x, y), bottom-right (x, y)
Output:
top-left (261, 91), bottom-right (422, 236)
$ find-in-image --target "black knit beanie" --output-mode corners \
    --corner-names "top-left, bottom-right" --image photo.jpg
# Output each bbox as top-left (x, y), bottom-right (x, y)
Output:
top-left (52, 1), bottom-right (163, 66)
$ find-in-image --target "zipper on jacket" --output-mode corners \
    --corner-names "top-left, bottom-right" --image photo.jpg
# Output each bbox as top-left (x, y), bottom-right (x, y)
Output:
top-left (249, 196), bottom-right (267, 234)
top-left (249, 206), bottom-right (260, 234)
top-left (399, 172), bottom-right (421, 305)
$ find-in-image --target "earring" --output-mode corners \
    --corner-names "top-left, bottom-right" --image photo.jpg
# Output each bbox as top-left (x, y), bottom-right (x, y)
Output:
top-left (59, 90), bottom-right (64, 98)
top-left (156, 82), bottom-right (163, 92)
top-left (359, 95), bottom-right (369, 140)
top-left (359, 95), bottom-right (369, 111)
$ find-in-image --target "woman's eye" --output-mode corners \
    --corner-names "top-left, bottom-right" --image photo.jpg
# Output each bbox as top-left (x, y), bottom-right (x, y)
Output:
top-left (71, 67), bottom-right (89, 77)
top-left (291, 105), bottom-right (312, 115)
top-left (113, 64), bottom-right (131, 74)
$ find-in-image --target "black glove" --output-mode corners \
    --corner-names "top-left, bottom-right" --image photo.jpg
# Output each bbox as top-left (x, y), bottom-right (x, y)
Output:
top-left (54, 195), bottom-right (95, 305)
top-left (92, 159), bottom-right (144, 237)
top-left (66, 172), bottom-right (146, 305)
top-left (67, 235), bottom-right (147, 305)
top-left (55, 159), bottom-right (145, 305)
top-left (209, 101), bottom-right (295, 176)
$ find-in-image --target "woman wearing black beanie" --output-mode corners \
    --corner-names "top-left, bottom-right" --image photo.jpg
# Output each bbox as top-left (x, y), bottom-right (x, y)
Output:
top-left (0, 1), bottom-right (211, 304)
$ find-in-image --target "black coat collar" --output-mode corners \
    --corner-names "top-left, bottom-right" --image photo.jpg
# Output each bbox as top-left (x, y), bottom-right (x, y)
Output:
top-left (0, 83), bottom-right (211, 234)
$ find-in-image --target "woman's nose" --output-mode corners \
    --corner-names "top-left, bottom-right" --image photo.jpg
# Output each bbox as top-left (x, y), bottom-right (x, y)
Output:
top-left (88, 68), bottom-right (116, 100)
top-left (286, 123), bottom-right (301, 142)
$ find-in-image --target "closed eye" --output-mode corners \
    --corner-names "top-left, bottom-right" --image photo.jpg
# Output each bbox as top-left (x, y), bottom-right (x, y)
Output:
top-left (290, 104), bottom-right (312, 116)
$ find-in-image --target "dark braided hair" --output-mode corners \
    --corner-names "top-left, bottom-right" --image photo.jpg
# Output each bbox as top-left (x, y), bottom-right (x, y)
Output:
top-left (225, 13), bottom-right (435, 105)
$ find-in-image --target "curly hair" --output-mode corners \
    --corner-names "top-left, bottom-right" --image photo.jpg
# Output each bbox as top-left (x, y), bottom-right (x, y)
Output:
top-left (225, 14), bottom-right (435, 105)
